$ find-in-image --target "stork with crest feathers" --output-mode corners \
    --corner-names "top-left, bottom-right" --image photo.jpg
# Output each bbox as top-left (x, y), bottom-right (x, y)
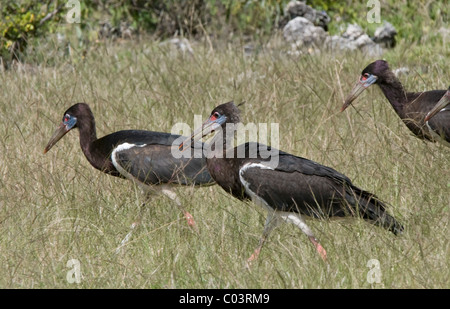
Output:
top-left (181, 101), bottom-right (403, 262)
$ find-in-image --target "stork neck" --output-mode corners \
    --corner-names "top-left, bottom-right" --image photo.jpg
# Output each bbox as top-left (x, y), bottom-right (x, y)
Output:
top-left (378, 73), bottom-right (408, 116)
top-left (78, 117), bottom-right (98, 154)
top-left (210, 125), bottom-right (233, 155)
top-left (206, 123), bottom-right (239, 167)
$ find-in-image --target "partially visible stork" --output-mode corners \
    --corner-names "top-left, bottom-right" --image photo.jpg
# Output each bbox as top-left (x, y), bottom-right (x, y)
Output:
top-left (181, 101), bottom-right (403, 262)
top-left (425, 87), bottom-right (450, 122)
top-left (341, 60), bottom-right (450, 146)
top-left (44, 103), bottom-right (215, 250)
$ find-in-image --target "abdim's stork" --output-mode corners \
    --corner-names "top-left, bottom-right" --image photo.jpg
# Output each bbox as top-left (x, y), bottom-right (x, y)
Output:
top-left (181, 101), bottom-right (403, 262)
top-left (44, 103), bottom-right (214, 248)
top-left (341, 60), bottom-right (450, 146)
top-left (425, 87), bottom-right (450, 122)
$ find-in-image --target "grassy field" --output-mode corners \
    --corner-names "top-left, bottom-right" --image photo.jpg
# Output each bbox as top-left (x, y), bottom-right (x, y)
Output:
top-left (0, 31), bottom-right (448, 289)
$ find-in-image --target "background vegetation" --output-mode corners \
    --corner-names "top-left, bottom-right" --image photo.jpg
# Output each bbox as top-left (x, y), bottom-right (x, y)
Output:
top-left (1, 0), bottom-right (448, 67)
top-left (0, 0), bottom-right (448, 288)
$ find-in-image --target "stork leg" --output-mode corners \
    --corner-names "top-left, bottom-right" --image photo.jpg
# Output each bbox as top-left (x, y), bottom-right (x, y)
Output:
top-left (161, 186), bottom-right (197, 231)
top-left (115, 195), bottom-right (150, 254)
top-left (116, 186), bottom-right (197, 253)
top-left (308, 236), bottom-right (327, 261)
top-left (248, 211), bottom-right (281, 262)
top-left (281, 212), bottom-right (327, 261)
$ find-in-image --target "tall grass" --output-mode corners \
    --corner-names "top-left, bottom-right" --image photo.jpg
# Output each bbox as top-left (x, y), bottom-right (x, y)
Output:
top-left (0, 32), bottom-right (448, 288)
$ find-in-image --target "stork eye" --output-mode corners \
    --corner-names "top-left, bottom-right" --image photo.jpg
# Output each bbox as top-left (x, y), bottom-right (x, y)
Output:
top-left (210, 112), bottom-right (220, 121)
top-left (361, 73), bottom-right (370, 81)
top-left (63, 115), bottom-right (70, 122)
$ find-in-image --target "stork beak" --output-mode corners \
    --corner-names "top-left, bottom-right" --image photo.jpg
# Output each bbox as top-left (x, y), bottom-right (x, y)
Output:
top-left (179, 114), bottom-right (227, 151)
top-left (424, 91), bottom-right (450, 122)
top-left (341, 74), bottom-right (378, 112)
top-left (43, 123), bottom-right (70, 154)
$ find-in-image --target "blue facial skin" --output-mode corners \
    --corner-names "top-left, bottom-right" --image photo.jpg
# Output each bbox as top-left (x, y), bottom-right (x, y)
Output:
top-left (63, 114), bottom-right (78, 130)
top-left (360, 73), bottom-right (378, 88)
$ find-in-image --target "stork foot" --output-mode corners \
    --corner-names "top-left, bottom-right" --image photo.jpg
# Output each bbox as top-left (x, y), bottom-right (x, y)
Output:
top-left (309, 236), bottom-right (327, 261)
top-left (247, 247), bottom-right (261, 263)
top-left (184, 211), bottom-right (198, 231)
top-left (115, 221), bottom-right (140, 254)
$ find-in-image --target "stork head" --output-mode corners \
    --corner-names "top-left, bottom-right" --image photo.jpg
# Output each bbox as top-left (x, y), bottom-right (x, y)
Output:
top-left (179, 101), bottom-right (242, 151)
top-left (44, 103), bottom-right (92, 153)
top-left (341, 60), bottom-right (390, 112)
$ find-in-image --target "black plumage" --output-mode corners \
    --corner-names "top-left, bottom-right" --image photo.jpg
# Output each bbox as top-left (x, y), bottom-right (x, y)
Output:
top-left (183, 101), bottom-right (403, 262)
top-left (44, 104), bottom-right (212, 186)
top-left (44, 103), bottom-right (214, 248)
top-left (342, 60), bottom-right (450, 146)
top-left (425, 87), bottom-right (450, 122)
top-left (114, 142), bottom-right (213, 185)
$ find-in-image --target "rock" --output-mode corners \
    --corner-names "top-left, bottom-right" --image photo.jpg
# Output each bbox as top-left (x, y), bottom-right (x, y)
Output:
top-left (438, 27), bottom-right (449, 44)
top-left (160, 38), bottom-right (194, 56)
top-left (98, 21), bottom-right (134, 40)
top-left (119, 21), bottom-right (134, 39)
top-left (98, 21), bottom-right (114, 39)
top-left (283, 17), bottom-right (327, 50)
top-left (243, 43), bottom-right (256, 56)
top-left (280, 1), bottom-right (395, 56)
top-left (283, 20), bottom-right (383, 56)
top-left (279, 1), bottom-right (330, 31)
top-left (342, 24), bottom-right (365, 41)
top-left (325, 24), bottom-right (383, 56)
top-left (373, 22), bottom-right (397, 48)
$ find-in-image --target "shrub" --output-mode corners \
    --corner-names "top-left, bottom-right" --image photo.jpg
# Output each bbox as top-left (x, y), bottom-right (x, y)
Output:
top-left (0, 1), bottom-right (64, 67)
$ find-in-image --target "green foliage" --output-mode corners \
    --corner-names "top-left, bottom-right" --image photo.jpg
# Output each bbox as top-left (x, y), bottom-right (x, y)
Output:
top-left (0, 1), bottom-right (62, 65)
top-left (308, 0), bottom-right (449, 41)
top-left (211, 0), bottom-right (290, 36)
top-left (381, 0), bottom-right (449, 43)
top-left (79, 0), bottom-right (159, 33)
top-left (79, 0), bottom-right (290, 37)
top-left (308, 0), bottom-right (359, 22)
top-left (0, 0), bottom-right (448, 68)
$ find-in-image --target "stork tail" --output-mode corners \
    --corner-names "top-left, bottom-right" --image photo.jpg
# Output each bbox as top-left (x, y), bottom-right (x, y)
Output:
top-left (346, 188), bottom-right (404, 235)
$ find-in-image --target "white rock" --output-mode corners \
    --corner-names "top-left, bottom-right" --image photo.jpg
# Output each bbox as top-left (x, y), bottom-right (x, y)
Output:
top-left (160, 38), bottom-right (194, 56)
top-left (283, 17), bottom-right (327, 48)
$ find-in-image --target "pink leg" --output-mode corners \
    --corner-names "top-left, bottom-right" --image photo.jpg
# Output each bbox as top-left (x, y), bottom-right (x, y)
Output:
top-left (248, 221), bottom-right (277, 263)
top-left (161, 188), bottom-right (197, 231)
top-left (184, 211), bottom-right (197, 229)
top-left (247, 249), bottom-right (260, 262)
top-left (309, 236), bottom-right (327, 261)
top-left (247, 213), bottom-right (281, 264)
top-left (247, 242), bottom-right (264, 262)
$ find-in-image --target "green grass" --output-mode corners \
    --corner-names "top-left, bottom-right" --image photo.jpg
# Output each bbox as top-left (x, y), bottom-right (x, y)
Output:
top-left (0, 30), bottom-right (449, 288)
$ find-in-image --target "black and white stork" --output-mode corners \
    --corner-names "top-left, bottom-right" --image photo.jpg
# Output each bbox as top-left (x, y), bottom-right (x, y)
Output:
top-left (341, 60), bottom-right (450, 147)
top-left (44, 103), bottom-right (215, 249)
top-left (181, 101), bottom-right (403, 262)
top-left (425, 87), bottom-right (450, 122)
